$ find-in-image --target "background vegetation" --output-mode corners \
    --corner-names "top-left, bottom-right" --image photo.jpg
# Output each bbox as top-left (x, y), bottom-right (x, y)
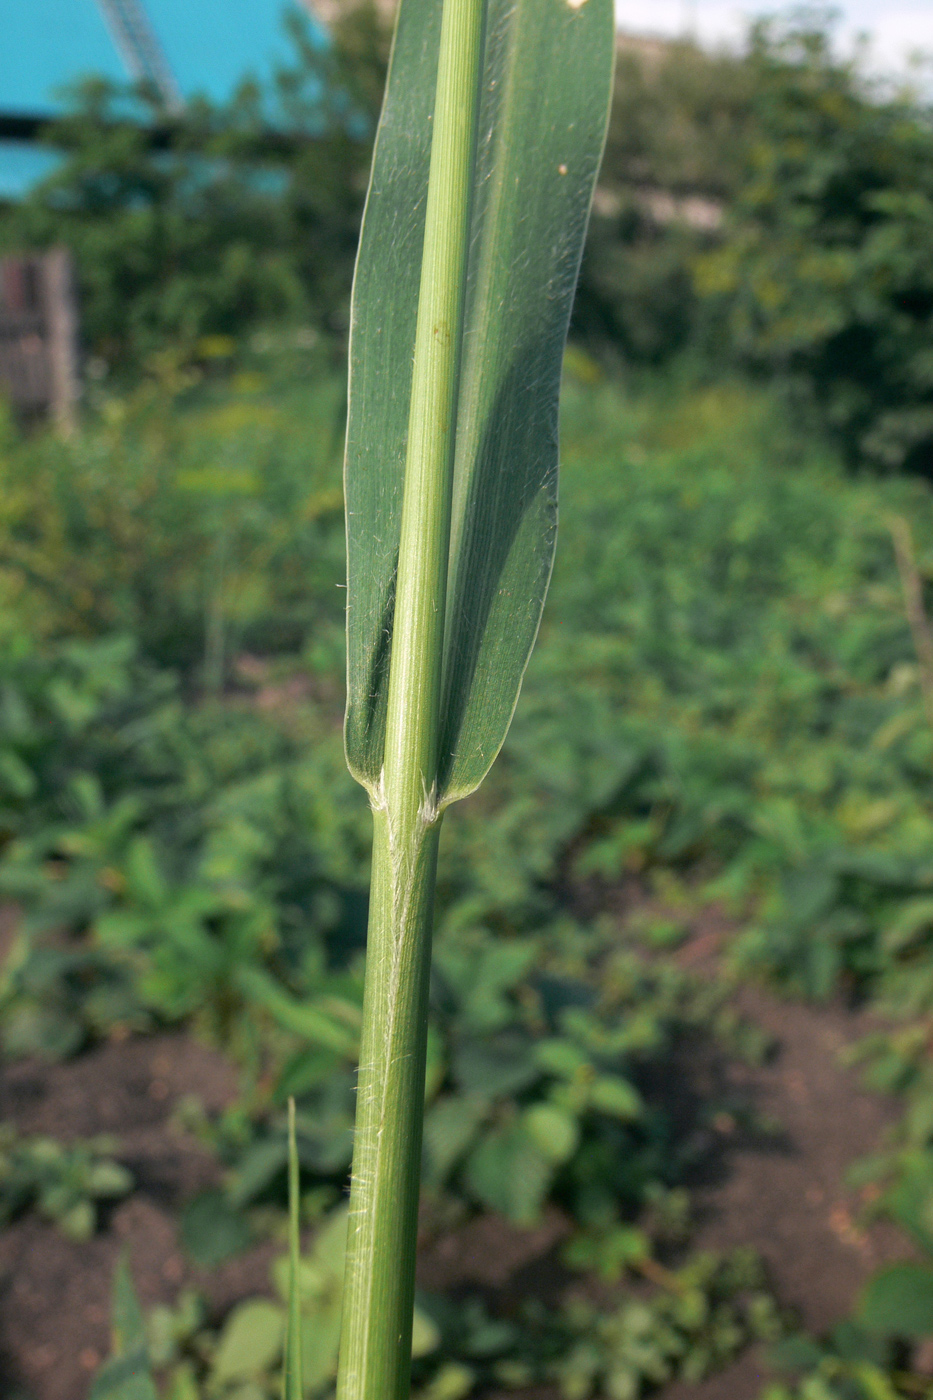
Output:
top-left (4, 7), bottom-right (933, 1400)
top-left (8, 8), bottom-right (933, 473)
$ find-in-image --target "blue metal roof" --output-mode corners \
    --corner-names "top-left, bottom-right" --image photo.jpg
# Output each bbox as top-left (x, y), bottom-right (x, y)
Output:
top-left (0, 0), bottom-right (310, 198)
top-left (1, 0), bottom-right (305, 108)
top-left (0, 144), bottom-right (60, 199)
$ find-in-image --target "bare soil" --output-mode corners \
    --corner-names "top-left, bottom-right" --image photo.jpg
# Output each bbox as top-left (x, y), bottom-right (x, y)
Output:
top-left (0, 1034), bottom-right (274, 1400)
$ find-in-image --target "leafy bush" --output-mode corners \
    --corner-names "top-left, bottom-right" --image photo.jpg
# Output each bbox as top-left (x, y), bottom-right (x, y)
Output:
top-left (0, 368), bottom-right (346, 675)
top-left (423, 928), bottom-right (724, 1227)
top-left (765, 1323), bottom-right (910, 1400)
top-left (696, 17), bottom-right (933, 474)
top-left (171, 916), bottom-right (740, 1254)
top-left (574, 35), bottom-right (752, 361)
top-left (581, 14), bottom-right (933, 474)
top-left (552, 1249), bottom-right (782, 1400)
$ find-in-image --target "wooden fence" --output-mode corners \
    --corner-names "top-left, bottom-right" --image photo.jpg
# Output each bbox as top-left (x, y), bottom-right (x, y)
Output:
top-left (0, 248), bottom-right (80, 433)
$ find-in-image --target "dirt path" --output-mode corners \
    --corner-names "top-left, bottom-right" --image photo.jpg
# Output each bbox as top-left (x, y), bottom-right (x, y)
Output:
top-left (686, 987), bottom-right (907, 1334)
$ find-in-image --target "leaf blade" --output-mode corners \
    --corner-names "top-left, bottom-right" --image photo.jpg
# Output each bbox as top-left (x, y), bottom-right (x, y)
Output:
top-left (345, 0), bottom-right (614, 802)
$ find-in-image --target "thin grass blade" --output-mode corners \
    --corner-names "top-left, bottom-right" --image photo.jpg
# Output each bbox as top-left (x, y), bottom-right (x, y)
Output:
top-left (282, 1096), bottom-right (303, 1400)
top-left (89, 1253), bottom-right (158, 1400)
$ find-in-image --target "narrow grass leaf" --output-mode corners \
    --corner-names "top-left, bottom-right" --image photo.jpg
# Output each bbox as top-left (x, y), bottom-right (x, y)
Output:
top-left (344, 0), bottom-right (614, 803)
top-left (282, 1097), bottom-right (303, 1400)
top-left (89, 1253), bottom-right (158, 1400)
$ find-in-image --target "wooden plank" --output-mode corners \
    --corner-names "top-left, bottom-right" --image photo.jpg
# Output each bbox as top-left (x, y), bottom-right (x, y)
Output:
top-left (0, 248), bottom-right (80, 429)
top-left (43, 248), bottom-right (80, 435)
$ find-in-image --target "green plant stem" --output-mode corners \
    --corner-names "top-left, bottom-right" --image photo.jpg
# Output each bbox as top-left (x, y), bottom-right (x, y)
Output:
top-left (382, 0), bottom-right (486, 825)
top-left (336, 814), bottom-right (440, 1400)
top-left (336, 0), bottom-right (486, 1397)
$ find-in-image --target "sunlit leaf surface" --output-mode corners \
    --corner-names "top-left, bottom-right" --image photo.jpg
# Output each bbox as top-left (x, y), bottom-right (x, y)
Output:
top-left (344, 0), bottom-right (614, 804)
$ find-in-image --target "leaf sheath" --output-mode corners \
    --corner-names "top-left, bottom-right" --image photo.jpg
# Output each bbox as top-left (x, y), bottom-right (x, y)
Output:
top-left (335, 815), bottom-right (440, 1400)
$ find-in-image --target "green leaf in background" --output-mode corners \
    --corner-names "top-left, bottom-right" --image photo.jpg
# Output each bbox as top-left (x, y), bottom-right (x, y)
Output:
top-left (522, 1102), bottom-right (579, 1163)
top-left (422, 1094), bottom-right (489, 1187)
top-left (410, 1308), bottom-right (441, 1360)
top-left (236, 965), bottom-right (360, 1057)
top-left (211, 1300), bottom-right (285, 1385)
top-left (859, 1263), bottom-right (933, 1338)
top-left (878, 1151), bottom-right (933, 1257)
top-left (588, 1074), bottom-right (644, 1121)
top-left (451, 1031), bottom-right (537, 1097)
top-left (464, 1121), bottom-right (554, 1223)
top-left (179, 1188), bottom-right (251, 1269)
top-left (344, 0), bottom-right (614, 804)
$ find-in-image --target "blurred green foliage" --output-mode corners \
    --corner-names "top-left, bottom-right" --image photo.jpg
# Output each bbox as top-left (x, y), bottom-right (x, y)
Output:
top-left (584, 16), bottom-right (933, 474)
top-left (7, 360), bottom-right (933, 1108)
top-left (6, 355), bottom-right (933, 1390)
top-left (764, 1322), bottom-right (911, 1400)
top-left (0, 364), bottom-right (346, 672)
top-left (0, 9), bottom-right (387, 372)
top-left (8, 9), bottom-right (933, 473)
top-left (695, 20), bottom-right (933, 474)
top-left (0, 1125), bottom-right (132, 1240)
top-left (94, 1225), bottom-right (780, 1400)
